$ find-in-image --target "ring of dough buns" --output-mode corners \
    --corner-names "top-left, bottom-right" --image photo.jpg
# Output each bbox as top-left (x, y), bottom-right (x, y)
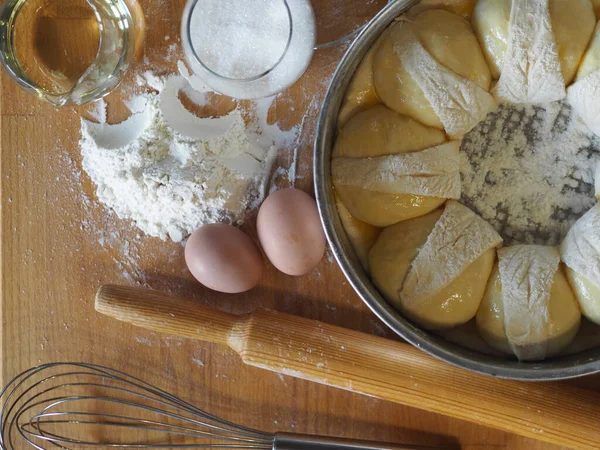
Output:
top-left (332, 0), bottom-right (600, 360)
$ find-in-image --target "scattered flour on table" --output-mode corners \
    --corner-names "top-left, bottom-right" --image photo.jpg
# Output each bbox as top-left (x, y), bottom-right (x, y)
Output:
top-left (80, 72), bottom-right (297, 242)
top-left (461, 101), bottom-right (600, 246)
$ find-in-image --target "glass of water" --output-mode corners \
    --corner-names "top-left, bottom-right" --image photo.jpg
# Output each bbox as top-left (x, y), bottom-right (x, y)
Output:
top-left (0, 0), bottom-right (144, 107)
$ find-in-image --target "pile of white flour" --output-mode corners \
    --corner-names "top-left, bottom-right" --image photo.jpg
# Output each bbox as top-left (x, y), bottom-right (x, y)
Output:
top-left (461, 101), bottom-right (600, 246)
top-left (80, 73), bottom-right (291, 242)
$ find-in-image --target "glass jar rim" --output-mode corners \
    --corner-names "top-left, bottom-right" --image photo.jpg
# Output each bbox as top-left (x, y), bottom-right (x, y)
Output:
top-left (185, 0), bottom-right (294, 83)
top-left (0, 0), bottom-right (138, 107)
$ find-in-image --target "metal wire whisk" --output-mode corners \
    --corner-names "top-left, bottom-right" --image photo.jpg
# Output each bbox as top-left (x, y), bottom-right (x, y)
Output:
top-left (0, 362), bottom-right (440, 450)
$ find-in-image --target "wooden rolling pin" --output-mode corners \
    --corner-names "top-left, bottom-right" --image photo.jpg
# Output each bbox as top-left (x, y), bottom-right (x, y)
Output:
top-left (96, 285), bottom-right (599, 449)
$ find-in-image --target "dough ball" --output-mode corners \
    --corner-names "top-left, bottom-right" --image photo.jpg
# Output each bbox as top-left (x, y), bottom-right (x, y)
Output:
top-left (559, 317), bottom-right (600, 356)
top-left (336, 196), bottom-right (381, 270)
top-left (408, 0), bottom-right (477, 19)
top-left (338, 28), bottom-right (395, 128)
top-left (405, 249), bottom-right (495, 329)
top-left (374, 9), bottom-right (490, 129)
top-left (550, 0), bottom-right (596, 84)
top-left (333, 105), bottom-right (447, 159)
top-left (369, 209), bottom-right (496, 329)
top-left (566, 267), bottom-right (600, 325)
top-left (333, 106), bottom-right (447, 227)
top-left (470, 0), bottom-right (510, 80)
top-left (374, 24), bottom-right (440, 129)
top-left (477, 263), bottom-right (581, 359)
top-left (472, 0), bottom-right (595, 83)
top-left (338, 46), bottom-right (379, 128)
top-left (369, 209), bottom-right (442, 304)
top-left (576, 21), bottom-right (600, 81)
top-left (561, 204), bottom-right (600, 326)
top-left (414, 10), bottom-right (491, 91)
top-left (476, 264), bottom-right (514, 355)
top-left (335, 187), bottom-right (445, 228)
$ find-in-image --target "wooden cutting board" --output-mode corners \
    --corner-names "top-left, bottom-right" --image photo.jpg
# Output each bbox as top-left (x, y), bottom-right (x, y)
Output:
top-left (0, 1), bottom-right (591, 449)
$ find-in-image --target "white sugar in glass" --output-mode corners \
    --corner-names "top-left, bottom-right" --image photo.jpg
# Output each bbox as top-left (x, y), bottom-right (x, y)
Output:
top-left (181, 0), bottom-right (316, 99)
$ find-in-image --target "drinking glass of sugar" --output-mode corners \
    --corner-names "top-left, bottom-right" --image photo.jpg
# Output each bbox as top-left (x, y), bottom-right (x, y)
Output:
top-left (181, 0), bottom-right (316, 99)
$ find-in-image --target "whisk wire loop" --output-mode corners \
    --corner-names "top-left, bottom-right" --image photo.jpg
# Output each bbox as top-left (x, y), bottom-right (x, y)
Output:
top-left (0, 362), bottom-right (438, 450)
top-left (0, 363), bottom-right (274, 449)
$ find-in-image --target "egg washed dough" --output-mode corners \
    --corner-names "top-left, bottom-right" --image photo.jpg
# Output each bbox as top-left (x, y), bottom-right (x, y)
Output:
top-left (576, 22), bottom-right (600, 81)
top-left (400, 201), bottom-right (502, 309)
top-left (373, 10), bottom-right (494, 136)
top-left (332, 106), bottom-right (448, 227)
top-left (369, 203), bottom-right (500, 330)
top-left (478, 246), bottom-right (581, 361)
top-left (369, 209), bottom-right (442, 308)
top-left (337, 44), bottom-right (379, 128)
top-left (561, 204), bottom-right (600, 325)
top-left (472, 0), bottom-right (595, 84)
top-left (332, 105), bottom-right (446, 159)
top-left (337, 27), bottom-right (399, 129)
top-left (335, 196), bottom-right (381, 271)
top-left (476, 264), bottom-right (513, 355)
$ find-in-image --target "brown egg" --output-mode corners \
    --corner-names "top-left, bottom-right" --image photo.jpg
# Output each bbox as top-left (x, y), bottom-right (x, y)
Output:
top-left (257, 188), bottom-right (326, 276)
top-left (185, 224), bottom-right (263, 293)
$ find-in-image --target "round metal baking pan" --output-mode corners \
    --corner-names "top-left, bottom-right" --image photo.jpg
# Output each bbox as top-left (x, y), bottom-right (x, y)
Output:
top-left (314, 0), bottom-right (600, 381)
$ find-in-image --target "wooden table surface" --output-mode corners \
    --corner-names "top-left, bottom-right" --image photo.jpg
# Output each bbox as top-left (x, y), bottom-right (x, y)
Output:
top-left (0, 1), bottom-right (589, 449)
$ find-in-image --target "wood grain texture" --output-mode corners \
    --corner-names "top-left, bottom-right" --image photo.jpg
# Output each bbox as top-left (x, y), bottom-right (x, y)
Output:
top-left (0, 1), bottom-right (591, 449)
top-left (96, 284), bottom-right (600, 450)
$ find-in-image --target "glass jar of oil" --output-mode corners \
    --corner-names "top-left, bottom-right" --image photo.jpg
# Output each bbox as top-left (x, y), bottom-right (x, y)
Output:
top-left (0, 0), bottom-right (144, 106)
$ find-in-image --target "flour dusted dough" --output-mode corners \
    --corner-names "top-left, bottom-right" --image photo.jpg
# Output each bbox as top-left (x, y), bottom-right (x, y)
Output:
top-left (477, 246), bottom-right (581, 361)
top-left (369, 202), bottom-right (501, 330)
top-left (569, 73), bottom-right (600, 138)
top-left (369, 209), bottom-right (443, 305)
top-left (332, 142), bottom-right (461, 198)
top-left (336, 196), bottom-right (380, 271)
top-left (561, 204), bottom-right (600, 325)
top-left (472, 0), bottom-right (594, 86)
top-left (332, 106), bottom-right (449, 227)
top-left (400, 200), bottom-right (502, 313)
top-left (374, 11), bottom-right (494, 137)
top-left (568, 71), bottom-right (600, 137)
top-left (370, 202), bottom-right (499, 330)
top-left (492, 0), bottom-right (565, 103)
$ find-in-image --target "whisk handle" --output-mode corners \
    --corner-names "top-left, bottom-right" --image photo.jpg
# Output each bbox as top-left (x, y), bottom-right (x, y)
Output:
top-left (274, 433), bottom-right (440, 450)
